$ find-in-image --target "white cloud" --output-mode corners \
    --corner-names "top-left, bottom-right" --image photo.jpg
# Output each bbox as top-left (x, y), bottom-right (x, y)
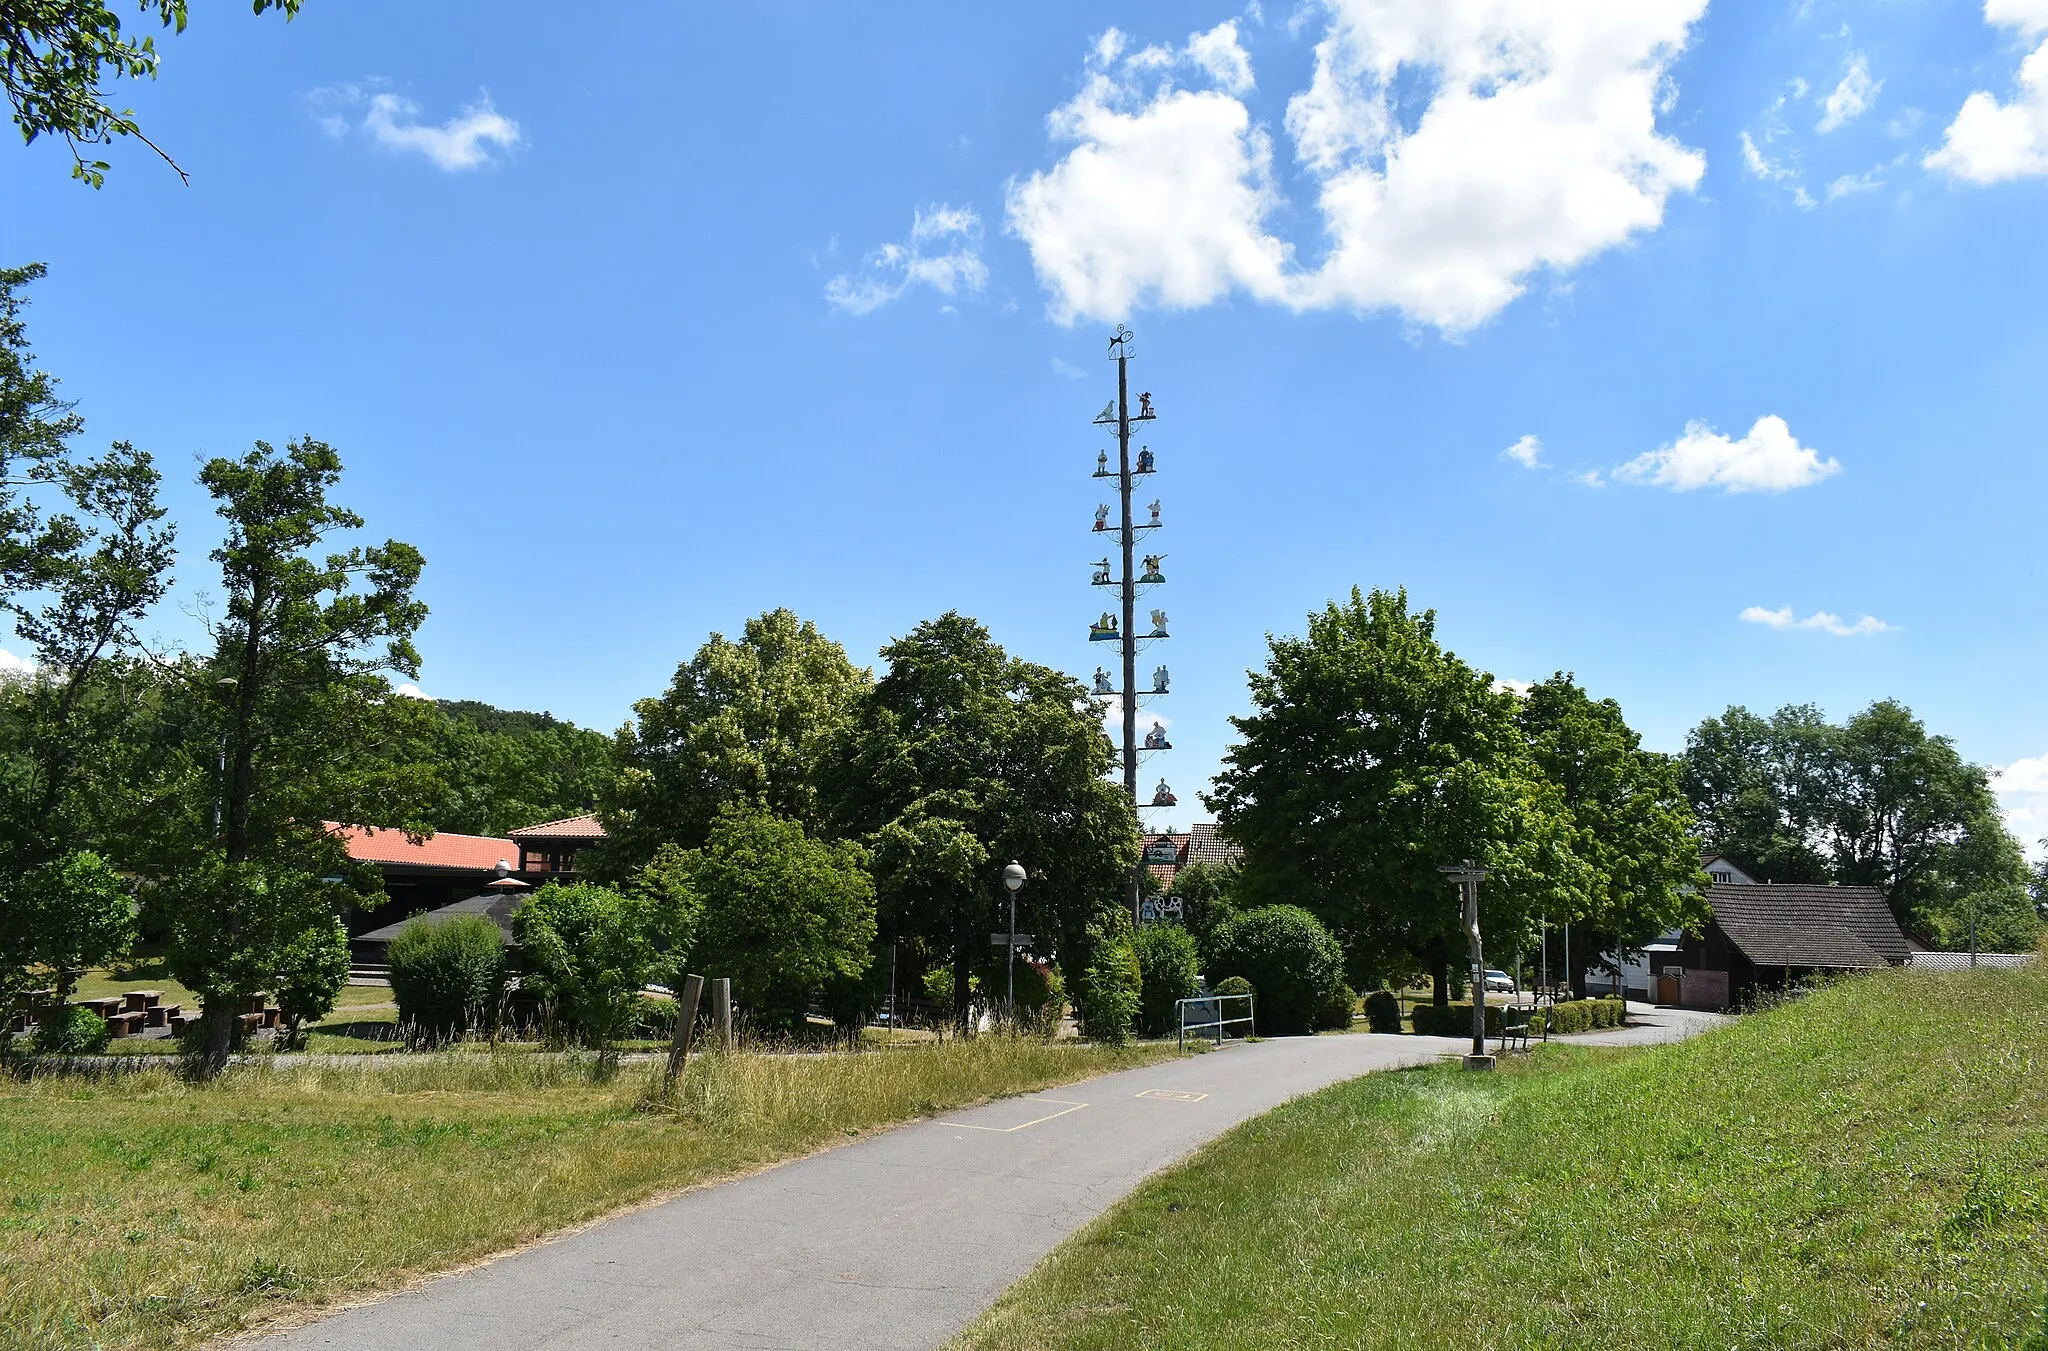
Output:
top-left (0, 648), bottom-right (37, 676)
top-left (1740, 130), bottom-right (1794, 182)
top-left (1615, 415), bottom-right (1841, 493)
top-left (1492, 677), bottom-right (1533, 696)
top-left (1817, 53), bottom-right (1881, 133)
top-left (1926, 2), bottom-right (2048, 183)
top-left (1738, 606), bottom-right (1894, 636)
top-left (1008, 3), bottom-right (1709, 334)
top-left (393, 682), bottom-right (433, 699)
top-left (1500, 434), bottom-right (1544, 469)
top-left (1573, 468), bottom-right (1606, 487)
top-left (308, 84), bottom-right (522, 171)
top-left (826, 204), bottom-right (989, 314)
top-left (1051, 356), bottom-right (1088, 379)
top-left (1993, 750), bottom-right (2048, 852)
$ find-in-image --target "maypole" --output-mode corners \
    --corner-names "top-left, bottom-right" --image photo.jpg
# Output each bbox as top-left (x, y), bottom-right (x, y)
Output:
top-left (1087, 326), bottom-right (1171, 922)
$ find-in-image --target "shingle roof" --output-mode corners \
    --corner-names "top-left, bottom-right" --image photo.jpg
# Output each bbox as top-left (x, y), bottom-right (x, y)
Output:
top-left (1908, 951), bottom-right (2036, 970)
top-left (330, 823), bottom-right (517, 874)
top-left (507, 813), bottom-right (607, 841)
top-left (1706, 882), bottom-right (1911, 969)
top-left (354, 890), bottom-right (529, 945)
top-left (1186, 822), bottom-right (1241, 868)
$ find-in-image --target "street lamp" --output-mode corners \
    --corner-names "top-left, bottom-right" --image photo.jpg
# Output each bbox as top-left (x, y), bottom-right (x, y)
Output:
top-left (1439, 860), bottom-right (1492, 1069)
top-left (1002, 861), bottom-right (1028, 1018)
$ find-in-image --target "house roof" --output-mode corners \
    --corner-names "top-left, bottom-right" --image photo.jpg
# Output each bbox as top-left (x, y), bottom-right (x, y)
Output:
top-left (508, 813), bottom-right (607, 842)
top-left (330, 823), bottom-right (518, 874)
top-left (1706, 882), bottom-right (1911, 969)
top-left (1186, 822), bottom-right (1242, 868)
top-left (1907, 951), bottom-right (2036, 971)
top-left (354, 890), bottom-right (528, 945)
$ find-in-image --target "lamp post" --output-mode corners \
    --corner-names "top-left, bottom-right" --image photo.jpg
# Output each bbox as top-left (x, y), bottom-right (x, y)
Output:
top-left (1002, 861), bottom-right (1028, 1018)
top-left (1439, 860), bottom-right (1492, 1069)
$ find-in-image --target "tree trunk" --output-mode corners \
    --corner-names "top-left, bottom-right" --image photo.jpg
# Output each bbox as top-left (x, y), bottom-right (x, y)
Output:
top-left (198, 998), bottom-right (235, 1078)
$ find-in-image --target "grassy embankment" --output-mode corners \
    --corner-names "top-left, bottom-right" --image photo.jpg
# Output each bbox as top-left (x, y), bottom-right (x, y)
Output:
top-left (1, 1037), bottom-right (1174, 1351)
top-left (955, 961), bottom-right (2048, 1350)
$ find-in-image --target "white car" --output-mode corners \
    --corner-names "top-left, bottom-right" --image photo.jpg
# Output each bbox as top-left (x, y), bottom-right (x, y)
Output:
top-left (1483, 969), bottom-right (1517, 995)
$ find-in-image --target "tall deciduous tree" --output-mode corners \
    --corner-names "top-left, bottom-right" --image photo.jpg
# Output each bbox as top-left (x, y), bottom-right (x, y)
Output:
top-left (1208, 588), bottom-right (1585, 1008)
top-left (154, 438), bottom-right (433, 1075)
top-left (830, 613), bottom-right (1137, 1029)
top-left (595, 608), bottom-right (868, 876)
top-left (2, 1), bottom-right (304, 185)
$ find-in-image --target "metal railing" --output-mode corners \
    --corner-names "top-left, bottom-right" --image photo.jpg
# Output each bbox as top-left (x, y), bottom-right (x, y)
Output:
top-left (1176, 992), bottom-right (1254, 1051)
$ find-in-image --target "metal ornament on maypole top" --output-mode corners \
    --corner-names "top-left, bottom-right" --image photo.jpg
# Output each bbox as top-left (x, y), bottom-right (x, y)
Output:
top-left (1086, 326), bottom-right (1170, 923)
top-left (1439, 860), bottom-right (1494, 1070)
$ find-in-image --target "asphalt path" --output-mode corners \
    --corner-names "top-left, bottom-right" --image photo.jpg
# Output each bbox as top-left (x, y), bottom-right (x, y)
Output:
top-left (244, 1019), bottom-right (1714, 1351)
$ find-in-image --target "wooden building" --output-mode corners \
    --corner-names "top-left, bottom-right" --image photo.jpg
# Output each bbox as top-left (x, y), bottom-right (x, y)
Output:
top-left (1672, 882), bottom-right (1911, 1009)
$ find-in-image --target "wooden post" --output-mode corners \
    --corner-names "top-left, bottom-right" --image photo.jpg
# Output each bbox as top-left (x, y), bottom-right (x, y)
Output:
top-left (713, 977), bottom-right (732, 1052)
top-left (664, 974), bottom-right (705, 1086)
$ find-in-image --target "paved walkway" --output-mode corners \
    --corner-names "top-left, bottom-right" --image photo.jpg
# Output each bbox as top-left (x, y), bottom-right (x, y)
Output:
top-left (246, 1019), bottom-right (1712, 1351)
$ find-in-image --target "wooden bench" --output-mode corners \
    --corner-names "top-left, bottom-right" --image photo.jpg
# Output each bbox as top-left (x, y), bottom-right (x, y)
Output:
top-left (122, 990), bottom-right (163, 1013)
top-left (1498, 1006), bottom-right (1533, 1053)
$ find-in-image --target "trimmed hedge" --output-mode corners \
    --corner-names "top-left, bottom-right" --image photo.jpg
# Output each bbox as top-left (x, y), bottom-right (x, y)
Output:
top-left (1409, 997), bottom-right (1626, 1037)
top-left (1363, 989), bottom-right (1402, 1034)
top-left (1316, 982), bottom-right (1358, 1032)
top-left (1207, 905), bottom-right (1348, 1037)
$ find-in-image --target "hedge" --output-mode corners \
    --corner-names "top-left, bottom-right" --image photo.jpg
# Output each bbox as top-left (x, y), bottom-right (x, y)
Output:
top-left (1409, 997), bottom-right (1626, 1037)
top-left (1207, 905), bottom-right (1347, 1036)
top-left (1362, 989), bottom-right (1402, 1033)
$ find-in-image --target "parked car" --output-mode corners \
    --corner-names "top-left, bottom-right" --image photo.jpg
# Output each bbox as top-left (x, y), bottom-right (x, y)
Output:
top-left (1483, 969), bottom-right (1517, 994)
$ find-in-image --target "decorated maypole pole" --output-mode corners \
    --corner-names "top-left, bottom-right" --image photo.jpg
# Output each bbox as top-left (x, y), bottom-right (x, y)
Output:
top-left (1087, 326), bottom-right (1172, 922)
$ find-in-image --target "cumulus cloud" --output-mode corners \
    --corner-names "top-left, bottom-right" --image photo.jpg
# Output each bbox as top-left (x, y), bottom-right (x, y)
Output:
top-left (308, 83), bottom-right (522, 170)
top-left (1614, 415), bottom-right (1841, 493)
top-left (1817, 53), bottom-right (1881, 133)
top-left (1993, 750), bottom-right (2048, 852)
top-left (393, 682), bottom-right (433, 700)
top-left (1926, 1), bottom-right (2048, 183)
top-left (1492, 677), bottom-right (1534, 696)
top-left (1007, 2), bottom-right (1709, 334)
top-left (0, 648), bottom-right (37, 676)
top-left (826, 205), bottom-right (989, 314)
top-left (1500, 434), bottom-right (1544, 469)
top-left (1738, 606), bottom-right (1894, 636)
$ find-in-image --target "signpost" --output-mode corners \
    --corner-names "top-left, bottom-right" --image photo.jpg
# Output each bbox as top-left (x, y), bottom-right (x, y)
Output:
top-left (1439, 861), bottom-right (1492, 1070)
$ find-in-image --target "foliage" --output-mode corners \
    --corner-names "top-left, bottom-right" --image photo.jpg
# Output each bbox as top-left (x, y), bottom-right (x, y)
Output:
top-left (831, 612), bottom-right (1137, 1027)
top-left (1171, 859), bottom-right (1240, 964)
top-left (1212, 975), bottom-right (1252, 999)
top-left (1531, 997), bottom-right (1625, 1036)
top-left (1131, 922), bottom-right (1200, 1038)
top-left (1206, 905), bottom-right (1349, 1037)
top-left (386, 916), bottom-right (507, 1044)
top-left (1072, 920), bottom-right (1141, 1045)
top-left (145, 439), bottom-right (428, 1075)
top-left (373, 696), bottom-right (614, 839)
top-left (1362, 988), bottom-right (1402, 1033)
top-left (596, 608), bottom-right (869, 875)
top-left (1208, 588), bottom-right (1587, 1007)
top-left (269, 917), bottom-right (351, 1045)
top-left (1316, 981), bottom-right (1357, 1032)
top-left (513, 882), bottom-right (686, 1053)
top-left (669, 807), bottom-right (875, 1032)
top-left (31, 1002), bottom-right (108, 1055)
top-left (1681, 700), bottom-right (2025, 939)
top-left (956, 966), bottom-right (2048, 1351)
top-left (0, 851), bottom-right (130, 1005)
top-left (1518, 673), bottom-right (1709, 989)
top-left (1, 0), bottom-right (304, 186)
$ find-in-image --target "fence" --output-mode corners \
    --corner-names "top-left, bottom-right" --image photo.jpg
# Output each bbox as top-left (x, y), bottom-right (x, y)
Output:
top-left (1176, 992), bottom-right (1254, 1052)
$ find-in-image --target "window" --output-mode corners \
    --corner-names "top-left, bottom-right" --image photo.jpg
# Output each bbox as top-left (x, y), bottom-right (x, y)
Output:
top-left (1711, 870), bottom-right (1732, 883)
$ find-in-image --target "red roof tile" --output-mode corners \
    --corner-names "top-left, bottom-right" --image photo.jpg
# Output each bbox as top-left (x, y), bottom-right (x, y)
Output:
top-left (507, 813), bottom-right (607, 841)
top-left (330, 823), bottom-right (519, 873)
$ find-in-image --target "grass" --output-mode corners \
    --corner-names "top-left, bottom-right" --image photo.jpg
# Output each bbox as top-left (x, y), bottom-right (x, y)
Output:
top-left (65, 966), bottom-right (394, 1013)
top-left (0, 1036), bottom-right (1174, 1351)
top-left (952, 962), bottom-right (2048, 1351)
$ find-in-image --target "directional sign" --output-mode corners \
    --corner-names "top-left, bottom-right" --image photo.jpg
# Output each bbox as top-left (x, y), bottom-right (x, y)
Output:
top-left (990, 932), bottom-right (1034, 947)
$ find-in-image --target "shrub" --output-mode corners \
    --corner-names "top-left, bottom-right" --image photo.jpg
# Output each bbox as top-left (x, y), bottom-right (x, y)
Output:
top-left (34, 1004), bottom-right (111, 1055)
top-left (1316, 982), bottom-right (1358, 1031)
top-left (387, 915), bottom-right (508, 1044)
top-left (1132, 923), bottom-right (1201, 1038)
top-left (271, 918), bottom-right (351, 1047)
top-left (1207, 905), bottom-right (1347, 1036)
top-left (514, 882), bottom-right (678, 1053)
top-left (1213, 975), bottom-right (1253, 998)
top-left (1073, 923), bottom-right (1141, 1045)
top-left (1532, 997), bottom-right (1626, 1036)
top-left (1363, 989), bottom-right (1402, 1033)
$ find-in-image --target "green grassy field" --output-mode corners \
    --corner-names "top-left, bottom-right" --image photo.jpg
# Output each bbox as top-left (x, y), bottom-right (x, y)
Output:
top-left (0, 1038), bottom-right (1174, 1351)
top-left (953, 962), bottom-right (2048, 1351)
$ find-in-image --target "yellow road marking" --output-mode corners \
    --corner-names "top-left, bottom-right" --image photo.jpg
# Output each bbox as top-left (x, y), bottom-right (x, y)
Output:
top-left (1135, 1088), bottom-right (1209, 1102)
top-left (939, 1098), bottom-right (1090, 1132)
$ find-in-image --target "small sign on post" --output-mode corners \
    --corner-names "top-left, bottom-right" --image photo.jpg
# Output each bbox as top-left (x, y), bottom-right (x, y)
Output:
top-left (990, 932), bottom-right (1034, 947)
top-left (665, 973), bottom-right (705, 1087)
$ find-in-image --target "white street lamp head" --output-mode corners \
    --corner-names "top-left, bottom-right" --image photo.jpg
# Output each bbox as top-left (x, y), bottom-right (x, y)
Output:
top-left (1002, 861), bottom-right (1027, 893)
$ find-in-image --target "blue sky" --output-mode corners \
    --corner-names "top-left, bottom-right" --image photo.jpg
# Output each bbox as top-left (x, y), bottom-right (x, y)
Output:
top-left (5, 0), bottom-right (2048, 837)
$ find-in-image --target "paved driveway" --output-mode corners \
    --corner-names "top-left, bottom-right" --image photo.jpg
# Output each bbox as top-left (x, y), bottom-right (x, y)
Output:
top-left (243, 1018), bottom-right (1710, 1351)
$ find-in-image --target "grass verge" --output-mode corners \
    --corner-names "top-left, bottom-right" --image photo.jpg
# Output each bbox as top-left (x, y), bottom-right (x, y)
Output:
top-left (952, 964), bottom-right (2048, 1351)
top-left (1, 1037), bottom-right (1172, 1351)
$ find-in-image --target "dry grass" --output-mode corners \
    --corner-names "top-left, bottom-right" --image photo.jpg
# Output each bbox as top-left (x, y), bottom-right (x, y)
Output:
top-left (0, 1037), bottom-right (1171, 1351)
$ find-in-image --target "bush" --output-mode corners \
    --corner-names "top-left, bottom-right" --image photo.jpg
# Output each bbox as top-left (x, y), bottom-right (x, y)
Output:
top-left (1213, 975), bottom-right (1253, 999)
top-left (1132, 924), bottom-right (1201, 1038)
top-left (387, 915), bottom-right (508, 1044)
top-left (1363, 989), bottom-right (1402, 1033)
top-left (514, 882), bottom-right (676, 1052)
top-left (1533, 997), bottom-right (1626, 1036)
top-left (1073, 923), bottom-right (1142, 1045)
top-left (1207, 905), bottom-right (1348, 1036)
top-left (33, 1004), bottom-right (110, 1055)
top-left (1315, 982), bottom-right (1358, 1031)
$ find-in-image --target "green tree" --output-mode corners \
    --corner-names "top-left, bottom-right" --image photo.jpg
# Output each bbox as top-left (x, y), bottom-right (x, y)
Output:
top-left (1130, 921), bottom-right (1199, 1038)
top-left (0, 850), bottom-right (130, 1017)
top-left (1517, 674), bottom-right (1708, 991)
top-left (1208, 588), bottom-right (1585, 1009)
top-left (830, 613), bottom-right (1138, 1029)
top-left (373, 696), bottom-right (614, 838)
top-left (1206, 905), bottom-right (1348, 1037)
top-left (1072, 916), bottom-right (1140, 1045)
top-left (1171, 859), bottom-right (1240, 964)
top-left (152, 438), bottom-right (433, 1075)
top-left (2, 1), bottom-right (303, 186)
top-left (512, 880), bottom-right (685, 1056)
top-left (672, 806), bottom-right (875, 1032)
top-left (595, 609), bottom-right (869, 876)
